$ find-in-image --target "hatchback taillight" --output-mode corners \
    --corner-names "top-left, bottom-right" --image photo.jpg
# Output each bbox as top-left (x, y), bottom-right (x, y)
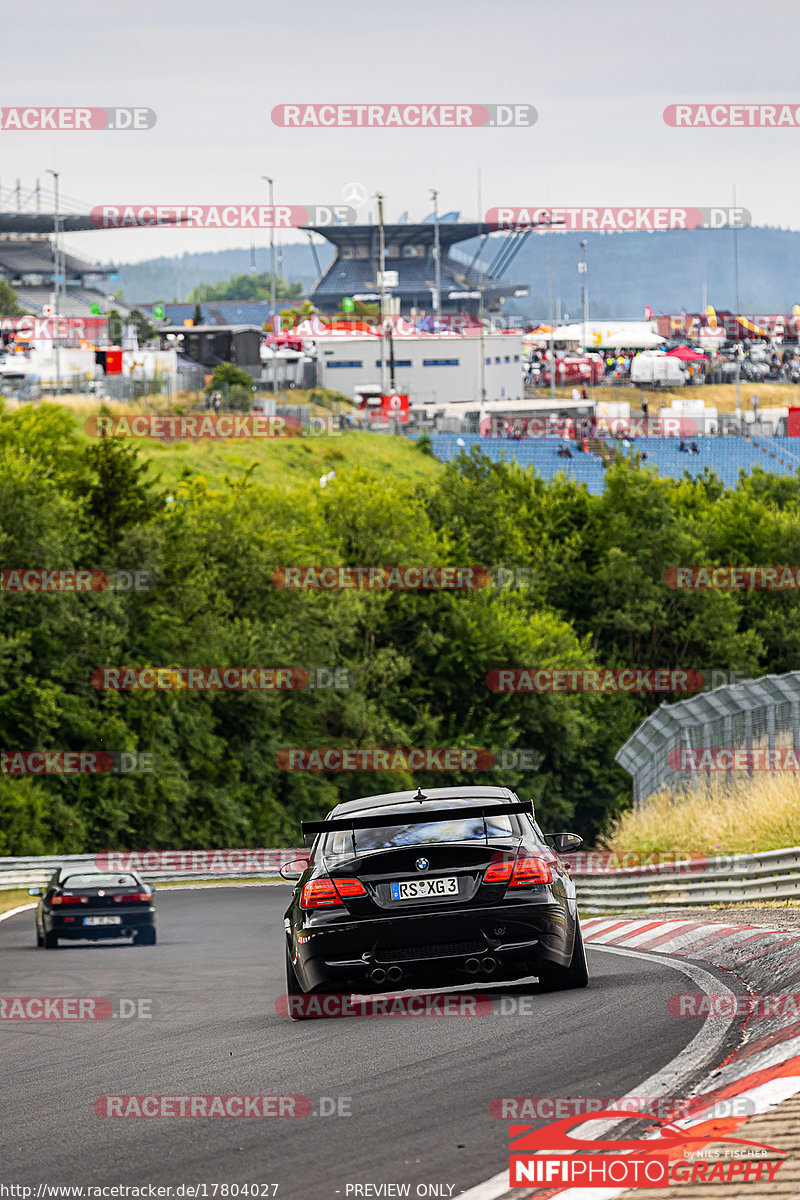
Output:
top-left (113, 893), bottom-right (151, 903)
top-left (50, 894), bottom-right (88, 906)
top-left (300, 877), bottom-right (367, 909)
top-left (482, 856), bottom-right (552, 888)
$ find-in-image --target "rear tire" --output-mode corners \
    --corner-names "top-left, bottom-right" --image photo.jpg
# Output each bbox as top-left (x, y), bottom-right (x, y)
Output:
top-left (44, 929), bottom-right (59, 949)
top-left (134, 927), bottom-right (156, 946)
top-left (36, 925), bottom-right (44, 947)
top-left (285, 946), bottom-right (318, 1020)
top-left (537, 921), bottom-right (589, 991)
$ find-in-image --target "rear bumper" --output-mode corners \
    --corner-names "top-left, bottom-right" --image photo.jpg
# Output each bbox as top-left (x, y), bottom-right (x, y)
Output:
top-left (44, 909), bottom-right (156, 939)
top-left (290, 899), bottom-right (572, 991)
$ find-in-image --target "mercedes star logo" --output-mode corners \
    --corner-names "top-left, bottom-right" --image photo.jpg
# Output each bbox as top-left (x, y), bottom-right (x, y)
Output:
top-left (341, 181), bottom-right (368, 208)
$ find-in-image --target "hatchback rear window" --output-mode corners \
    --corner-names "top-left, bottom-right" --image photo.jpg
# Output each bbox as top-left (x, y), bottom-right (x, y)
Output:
top-left (60, 874), bottom-right (139, 889)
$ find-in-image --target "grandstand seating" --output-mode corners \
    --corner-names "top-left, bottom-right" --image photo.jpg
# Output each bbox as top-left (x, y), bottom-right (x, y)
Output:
top-left (428, 434), bottom-right (800, 492)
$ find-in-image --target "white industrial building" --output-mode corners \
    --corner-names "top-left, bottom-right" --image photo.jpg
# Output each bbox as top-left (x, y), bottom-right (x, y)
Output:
top-left (313, 333), bottom-right (524, 406)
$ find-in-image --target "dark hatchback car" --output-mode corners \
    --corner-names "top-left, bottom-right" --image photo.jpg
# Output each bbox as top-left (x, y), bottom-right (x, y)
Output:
top-left (282, 786), bottom-right (587, 1017)
top-left (30, 868), bottom-right (157, 948)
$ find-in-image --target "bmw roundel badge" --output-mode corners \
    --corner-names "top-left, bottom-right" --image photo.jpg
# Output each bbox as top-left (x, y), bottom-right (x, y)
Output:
top-left (415, 857), bottom-right (429, 871)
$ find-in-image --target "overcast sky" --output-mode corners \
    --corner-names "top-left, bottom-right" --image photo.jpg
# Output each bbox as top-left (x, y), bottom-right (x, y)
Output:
top-left (5, 0), bottom-right (800, 265)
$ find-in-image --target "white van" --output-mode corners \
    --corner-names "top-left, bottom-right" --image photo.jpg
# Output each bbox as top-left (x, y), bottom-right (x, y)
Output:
top-left (630, 352), bottom-right (687, 387)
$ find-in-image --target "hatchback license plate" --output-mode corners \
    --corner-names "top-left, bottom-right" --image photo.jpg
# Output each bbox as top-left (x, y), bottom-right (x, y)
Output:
top-left (84, 916), bottom-right (122, 926)
top-left (390, 877), bottom-right (458, 900)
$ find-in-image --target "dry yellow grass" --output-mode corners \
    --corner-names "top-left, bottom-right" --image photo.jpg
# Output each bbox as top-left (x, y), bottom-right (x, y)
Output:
top-left (0, 889), bottom-right (34, 916)
top-left (601, 771), bottom-right (800, 856)
top-left (592, 382), bottom-right (800, 413)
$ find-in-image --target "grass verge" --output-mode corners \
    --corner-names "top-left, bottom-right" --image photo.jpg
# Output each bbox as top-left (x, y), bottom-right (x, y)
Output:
top-left (601, 771), bottom-right (800, 857)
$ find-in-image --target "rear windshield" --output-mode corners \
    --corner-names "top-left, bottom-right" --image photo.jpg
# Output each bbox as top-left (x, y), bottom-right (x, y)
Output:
top-left (323, 813), bottom-right (515, 855)
top-left (60, 874), bottom-right (139, 889)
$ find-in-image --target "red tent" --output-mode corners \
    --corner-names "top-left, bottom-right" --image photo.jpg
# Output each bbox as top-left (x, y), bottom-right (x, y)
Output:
top-left (666, 345), bottom-right (708, 363)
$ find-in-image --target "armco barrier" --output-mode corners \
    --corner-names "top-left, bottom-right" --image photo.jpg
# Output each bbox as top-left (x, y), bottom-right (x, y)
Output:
top-left (3, 845), bottom-right (800, 909)
top-left (572, 845), bottom-right (800, 911)
top-left (0, 850), bottom-right (305, 891)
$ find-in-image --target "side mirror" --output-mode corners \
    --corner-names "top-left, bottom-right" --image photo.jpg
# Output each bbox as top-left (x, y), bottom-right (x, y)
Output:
top-left (280, 857), bottom-right (310, 882)
top-left (550, 832), bottom-right (583, 854)
top-left (28, 887), bottom-right (42, 896)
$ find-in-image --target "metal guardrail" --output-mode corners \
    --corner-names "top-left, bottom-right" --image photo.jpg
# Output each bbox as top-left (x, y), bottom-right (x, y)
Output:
top-left (4, 846), bottom-right (799, 911)
top-left (572, 845), bottom-right (800, 911)
top-left (0, 850), bottom-right (304, 891)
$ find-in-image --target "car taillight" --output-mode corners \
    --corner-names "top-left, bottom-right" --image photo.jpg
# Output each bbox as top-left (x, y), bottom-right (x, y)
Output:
top-left (333, 878), bottom-right (367, 899)
top-left (509, 857), bottom-right (552, 887)
top-left (113, 893), bottom-right (151, 903)
top-left (300, 877), bottom-right (366, 909)
top-left (483, 859), bottom-right (514, 884)
top-left (482, 856), bottom-right (552, 887)
top-left (50, 894), bottom-right (88, 905)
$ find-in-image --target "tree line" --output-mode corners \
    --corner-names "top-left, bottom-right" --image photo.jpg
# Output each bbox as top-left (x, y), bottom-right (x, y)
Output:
top-left (1, 409), bottom-right (798, 854)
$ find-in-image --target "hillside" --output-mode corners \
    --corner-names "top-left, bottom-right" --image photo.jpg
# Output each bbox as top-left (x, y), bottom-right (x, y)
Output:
top-left (115, 226), bottom-right (800, 317)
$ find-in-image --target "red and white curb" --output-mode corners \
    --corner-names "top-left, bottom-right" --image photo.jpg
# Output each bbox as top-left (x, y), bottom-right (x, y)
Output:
top-left (459, 916), bottom-right (800, 1199)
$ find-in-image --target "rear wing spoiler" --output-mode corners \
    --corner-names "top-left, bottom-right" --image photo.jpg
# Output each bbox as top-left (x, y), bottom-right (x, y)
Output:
top-left (301, 800), bottom-right (533, 837)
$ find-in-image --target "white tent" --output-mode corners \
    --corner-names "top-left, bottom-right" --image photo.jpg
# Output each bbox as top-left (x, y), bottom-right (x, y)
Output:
top-left (550, 321), bottom-right (666, 349)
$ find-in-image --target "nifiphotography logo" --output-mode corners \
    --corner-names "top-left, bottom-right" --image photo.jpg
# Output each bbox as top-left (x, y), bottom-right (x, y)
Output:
top-left (508, 1108), bottom-right (784, 1187)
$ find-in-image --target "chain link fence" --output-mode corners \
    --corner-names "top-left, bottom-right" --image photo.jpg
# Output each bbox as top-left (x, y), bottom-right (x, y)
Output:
top-left (615, 671), bottom-right (800, 808)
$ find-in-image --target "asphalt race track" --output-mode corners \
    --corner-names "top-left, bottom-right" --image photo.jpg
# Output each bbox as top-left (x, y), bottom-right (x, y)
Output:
top-left (0, 888), bottom-right (729, 1198)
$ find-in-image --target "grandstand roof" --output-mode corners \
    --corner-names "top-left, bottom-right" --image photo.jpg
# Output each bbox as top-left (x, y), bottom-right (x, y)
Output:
top-left (302, 221), bottom-right (492, 248)
top-left (0, 213), bottom-right (96, 235)
top-left (304, 221), bottom-right (529, 312)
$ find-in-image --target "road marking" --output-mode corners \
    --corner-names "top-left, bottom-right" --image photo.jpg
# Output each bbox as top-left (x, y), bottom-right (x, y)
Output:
top-left (456, 943), bottom-right (740, 1200)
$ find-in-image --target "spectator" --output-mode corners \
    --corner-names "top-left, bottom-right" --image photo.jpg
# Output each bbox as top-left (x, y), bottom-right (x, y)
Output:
top-left (581, 386), bottom-right (588, 400)
top-left (641, 450), bottom-right (649, 461)
top-left (563, 445), bottom-right (573, 459)
top-left (641, 396), bottom-right (649, 417)
top-left (690, 440), bottom-right (699, 454)
top-left (679, 441), bottom-right (689, 453)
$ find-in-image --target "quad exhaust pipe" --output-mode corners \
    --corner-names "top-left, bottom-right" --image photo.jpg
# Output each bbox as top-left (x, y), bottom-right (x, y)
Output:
top-left (369, 964), bottom-right (404, 984)
top-left (465, 955), bottom-right (497, 976)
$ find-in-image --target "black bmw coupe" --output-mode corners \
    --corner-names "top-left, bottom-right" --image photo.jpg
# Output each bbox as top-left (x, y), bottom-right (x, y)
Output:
top-left (282, 785), bottom-right (587, 1017)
